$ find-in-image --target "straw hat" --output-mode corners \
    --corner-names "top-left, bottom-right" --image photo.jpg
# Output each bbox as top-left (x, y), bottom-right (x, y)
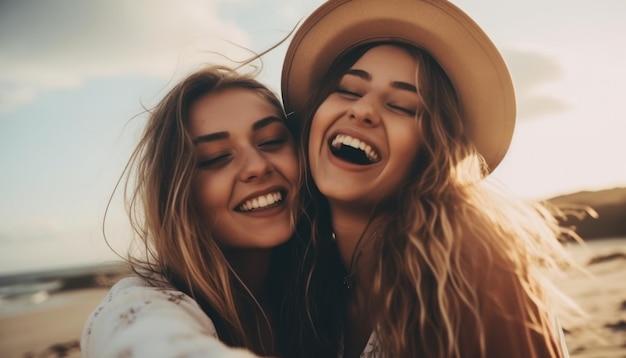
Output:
top-left (282, 0), bottom-right (515, 170)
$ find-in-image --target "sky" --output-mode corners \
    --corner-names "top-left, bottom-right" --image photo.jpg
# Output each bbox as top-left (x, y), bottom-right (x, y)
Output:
top-left (1, 0), bottom-right (625, 275)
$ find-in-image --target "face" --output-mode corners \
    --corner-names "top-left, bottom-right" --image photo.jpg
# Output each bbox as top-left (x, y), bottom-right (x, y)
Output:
top-left (190, 87), bottom-right (298, 250)
top-left (308, 44), bottom-right (422, 208)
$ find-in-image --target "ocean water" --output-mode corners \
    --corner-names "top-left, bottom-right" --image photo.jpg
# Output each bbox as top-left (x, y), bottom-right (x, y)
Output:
top-left (0, 239), bottom-right (126, 318)
top-left (0, 262), bottom-right (125, 318)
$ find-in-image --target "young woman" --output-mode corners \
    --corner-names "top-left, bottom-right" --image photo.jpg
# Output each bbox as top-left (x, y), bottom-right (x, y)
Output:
top-left (81, 65), bottom-right (308, 357)
top-left (282, 1), bottom-right (575, 357)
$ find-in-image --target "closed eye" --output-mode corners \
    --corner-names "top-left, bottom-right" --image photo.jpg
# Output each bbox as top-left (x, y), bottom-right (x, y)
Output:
top-left (198, 153), bottom-right (231, 169)
top-left (336, 87), bottom-right (361, 99)
top-left (388, 104), bottom-right (416, 117)
top-left (259, 137), bottom-right (288, 151)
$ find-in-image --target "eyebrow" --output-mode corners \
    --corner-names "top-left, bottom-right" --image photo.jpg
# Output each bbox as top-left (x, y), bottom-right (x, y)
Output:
top-left (344, 69), bottom-right (418, 93)
top-left (391, 81), bottom-right (418, 93)
top-left (193, 116), bottom-right (283, 145)
top-left (252, 116), bottom-right (283, 131)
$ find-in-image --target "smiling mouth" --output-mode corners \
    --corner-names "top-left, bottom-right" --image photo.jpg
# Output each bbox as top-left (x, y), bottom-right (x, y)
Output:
top-left (236, 191), bottom-right (285, 212)
top-left (329, 134), bottom-right (380, 165)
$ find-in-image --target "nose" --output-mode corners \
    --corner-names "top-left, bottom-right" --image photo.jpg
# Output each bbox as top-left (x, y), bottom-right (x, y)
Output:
top-left (238, 148), bottom-right (272, 182)
top-left (348, 95), bottom-right (381, 127)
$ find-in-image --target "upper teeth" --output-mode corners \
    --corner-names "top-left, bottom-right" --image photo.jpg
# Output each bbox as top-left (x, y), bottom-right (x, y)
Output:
top-left (331, 134), bottom-right (379, 162)
top-left (239, 191), bottom-right (283, 212)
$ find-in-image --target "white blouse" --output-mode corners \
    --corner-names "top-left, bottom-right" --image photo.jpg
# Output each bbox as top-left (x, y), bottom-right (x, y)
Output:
top-left (81, 276), bottom-right (258, 358)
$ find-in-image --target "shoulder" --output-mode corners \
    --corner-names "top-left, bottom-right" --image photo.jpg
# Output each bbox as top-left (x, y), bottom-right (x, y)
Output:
top-left (88, 275), bottom-right (218, 331)
top-left (81, 275), bottom-right (256, 358)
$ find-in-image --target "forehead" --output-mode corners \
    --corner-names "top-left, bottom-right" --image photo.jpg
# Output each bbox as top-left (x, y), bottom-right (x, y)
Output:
top-left (189, 87), bottom-right (280, 135)
top-left (349, 44), bottom-right (418, 81)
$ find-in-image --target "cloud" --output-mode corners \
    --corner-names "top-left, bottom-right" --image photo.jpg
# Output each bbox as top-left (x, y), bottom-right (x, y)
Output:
top-left (503, 49), bottom-right (569, 121)
top-left (0, 0), bottom-right (254, 113)
top-left (0, 85), bottom-right (37, 113)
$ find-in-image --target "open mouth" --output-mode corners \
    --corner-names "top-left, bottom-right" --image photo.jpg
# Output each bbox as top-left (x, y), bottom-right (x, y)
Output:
top-left (236, 190), bottom-right (285, 213)
top-left (329, 134), bottom-right (380, 165)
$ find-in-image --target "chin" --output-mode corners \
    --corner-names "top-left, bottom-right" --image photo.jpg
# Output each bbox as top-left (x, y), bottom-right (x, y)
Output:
top-left (318, 183), bottom-right (364, 203)
top-left (255, 228), bottom-right (293, 248)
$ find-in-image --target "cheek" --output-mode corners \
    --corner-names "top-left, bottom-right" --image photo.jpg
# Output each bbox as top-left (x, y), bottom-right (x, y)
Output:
top-left (307, 127), bottom-right (318, 167)
top-left (309, 99), bottom-right (337, 140)
top-left (390, 123), bottom-right (422, 171)
top-left (280, 148), bottom-right (300, 184)
top-left (192, 173), bottom-right (227, 218)
top-left (308, 107), bottom-right (332, 160)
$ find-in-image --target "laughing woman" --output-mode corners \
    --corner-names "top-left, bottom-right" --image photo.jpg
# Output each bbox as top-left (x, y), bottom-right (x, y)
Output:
top-left (283, 0), bottom-right (574, 357)
top-left (82, 66), bottom-right (305, 357)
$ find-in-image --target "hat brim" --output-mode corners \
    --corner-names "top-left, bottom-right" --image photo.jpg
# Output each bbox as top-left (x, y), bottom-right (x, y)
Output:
top-left (282, 0), bottom-right (515, 171)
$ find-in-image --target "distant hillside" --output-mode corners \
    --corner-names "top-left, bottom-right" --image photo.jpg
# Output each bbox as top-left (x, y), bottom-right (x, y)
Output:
top-left (546, 187), bottom-right (626, 240)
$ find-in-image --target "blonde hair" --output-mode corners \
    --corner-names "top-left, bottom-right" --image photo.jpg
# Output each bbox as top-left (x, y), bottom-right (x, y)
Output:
top-left (114, 65), bottom-right (293, 355)
top-left (299, 43), bottom-right (578, 357)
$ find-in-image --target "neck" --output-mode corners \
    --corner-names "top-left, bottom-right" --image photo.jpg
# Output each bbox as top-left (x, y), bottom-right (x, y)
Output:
top-left (329, 203), bottom-right (371, 268)
top-left (222, 248), bottom-right (273, 297)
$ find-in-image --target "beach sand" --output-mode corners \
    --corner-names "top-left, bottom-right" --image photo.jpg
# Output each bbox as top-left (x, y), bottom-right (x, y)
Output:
top-left (554, 238), bottom-right (626, 358)
top-left (0, 239), bottom-right (625, 358)
top-left (0, 288), bottom-right (108, 358)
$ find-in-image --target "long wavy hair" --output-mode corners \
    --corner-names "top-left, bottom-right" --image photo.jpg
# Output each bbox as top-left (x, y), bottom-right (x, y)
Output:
top-left (112, 65), bottom-right (309, 356)
top-left (297, 42), bottom-right (578, 357)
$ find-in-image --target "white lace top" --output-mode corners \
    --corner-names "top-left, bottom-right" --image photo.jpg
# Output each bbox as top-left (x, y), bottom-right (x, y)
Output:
top-left (81, 276), bottom-right (258, 358)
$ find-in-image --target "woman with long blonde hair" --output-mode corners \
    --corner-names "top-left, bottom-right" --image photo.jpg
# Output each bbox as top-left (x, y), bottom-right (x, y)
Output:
top-left (283, 0), bottom-right (574, 357)
top-left (82, 65), bottom-right (317, 357)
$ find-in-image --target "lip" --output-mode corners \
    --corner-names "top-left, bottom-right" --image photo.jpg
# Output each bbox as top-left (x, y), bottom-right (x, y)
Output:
top-left (233, 185), bottom-right (289, 214)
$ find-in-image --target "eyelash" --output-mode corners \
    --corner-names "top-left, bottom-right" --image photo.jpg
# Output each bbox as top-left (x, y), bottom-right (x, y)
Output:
top-left (336, 87), bottom-right (361, 98)
top-left (389, 104), bottom-right (416, 116)
top-left (198, 153), bottom-right (231, 169)
top-left (197, 137), bottom-right (288, 169)
top-left (337, 87), bottom-right (416, 117)
top-left (259, 137), bottom-right (287, 149)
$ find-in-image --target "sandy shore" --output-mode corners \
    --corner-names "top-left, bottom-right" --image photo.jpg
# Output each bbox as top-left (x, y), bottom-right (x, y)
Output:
top-left (0, 287), bottom-right (108, 358)
top-left (0, 239), bottom-right (624, 358)
top-left (554, 238), bottom-right (626, 358)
